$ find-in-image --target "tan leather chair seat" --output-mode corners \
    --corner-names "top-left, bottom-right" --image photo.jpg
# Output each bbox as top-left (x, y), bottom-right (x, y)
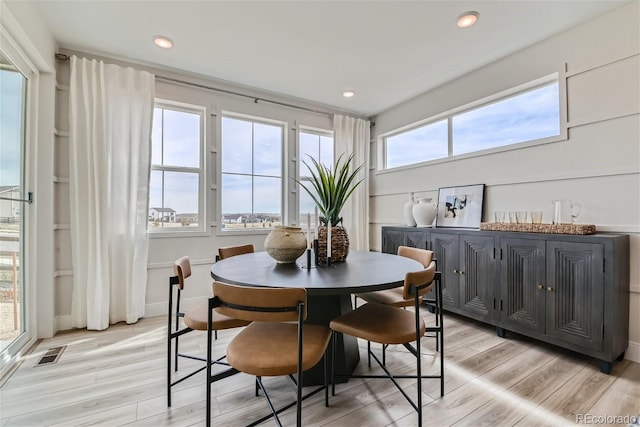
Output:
top-left (183, 304), bottom-right (250, 331)
top-left (358, 286), bottom-right (430, 307)
top-left (330, 302), bottom-right (425, 345)
top-left (227, 322), bottom-right (331, 377)
top-left (355, 246), bottom-right (433, 307)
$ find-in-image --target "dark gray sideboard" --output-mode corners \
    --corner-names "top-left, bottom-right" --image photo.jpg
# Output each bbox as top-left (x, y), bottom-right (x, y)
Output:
top-left (381, 226), bottom-right (630, 374)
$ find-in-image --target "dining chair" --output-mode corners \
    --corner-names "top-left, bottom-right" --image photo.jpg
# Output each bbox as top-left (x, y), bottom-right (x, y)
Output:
top-left (212, 243), bottom-right (255, 340)
top-left (166, 256), bottom-right (250, 407)
top-left (355, 246), bottom-right (442, 365)
top-left (206, 281), bottom-right (331, 427)
top-left (217, 243), bottom-right (254, 260)
top-left (329, 258), bottom-right (444, 426)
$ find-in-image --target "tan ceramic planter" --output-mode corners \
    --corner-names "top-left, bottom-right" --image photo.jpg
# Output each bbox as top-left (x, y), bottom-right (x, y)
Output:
top-left (264, 226), bottom-right (307, 263)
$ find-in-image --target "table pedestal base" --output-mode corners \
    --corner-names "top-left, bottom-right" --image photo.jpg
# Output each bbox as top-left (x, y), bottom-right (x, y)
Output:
top-left (303, 294), bottom-right (360, 386)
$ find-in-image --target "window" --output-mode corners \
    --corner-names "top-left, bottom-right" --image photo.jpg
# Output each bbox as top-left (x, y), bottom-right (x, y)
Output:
top-left (383, 76), bottom-right (561, 170)
top-left (385, 120), bottom-right (447, 169)
top-left (149, 102), bottom-right (204, 233)
top-left (452, 83), bottom-right (559, 155)
top-left (298, 129), bottom-right (333, 227)
top-left (0, 49), bottom-right (27, 358)
top-left (221, 115), bottom-right (283, 231)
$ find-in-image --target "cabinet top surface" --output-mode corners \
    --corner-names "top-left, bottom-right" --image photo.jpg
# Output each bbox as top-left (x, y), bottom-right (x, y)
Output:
top-left (381, 225), bottom-right (628, 240)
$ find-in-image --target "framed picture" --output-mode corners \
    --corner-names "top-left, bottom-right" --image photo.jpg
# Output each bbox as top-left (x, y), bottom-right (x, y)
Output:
top-left (436, 184), bottom-right (485, 228)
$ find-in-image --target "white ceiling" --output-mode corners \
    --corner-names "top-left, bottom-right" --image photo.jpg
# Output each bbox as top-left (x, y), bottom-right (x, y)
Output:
top-left (29, 0), bottom-right (629, 117)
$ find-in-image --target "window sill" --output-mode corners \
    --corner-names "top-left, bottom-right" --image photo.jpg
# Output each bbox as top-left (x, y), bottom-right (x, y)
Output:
top-left (149, 229), bottom-right (210, 239)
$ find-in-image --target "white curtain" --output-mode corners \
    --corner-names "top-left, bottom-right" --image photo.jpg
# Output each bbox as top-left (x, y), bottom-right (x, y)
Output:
top-left (69, 56), bottom-right (155, 330)
top-left (334, 114), bottom-right (370, 251)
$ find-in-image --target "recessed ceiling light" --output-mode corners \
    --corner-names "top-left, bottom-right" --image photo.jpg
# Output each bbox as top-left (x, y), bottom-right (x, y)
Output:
top-left (457, 11), bottom-right (479, 28)
top-left (153, 35), bottom-right (174, 49)
top-left (342, 90), bottom-right (355, 98)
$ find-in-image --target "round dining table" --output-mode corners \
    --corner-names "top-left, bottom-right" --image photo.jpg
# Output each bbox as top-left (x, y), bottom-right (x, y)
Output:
top-left (211, 250), bottom-right (423, 385)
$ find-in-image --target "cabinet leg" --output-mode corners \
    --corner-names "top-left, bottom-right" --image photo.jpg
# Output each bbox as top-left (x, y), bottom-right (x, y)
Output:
top-left (616, 351), bottom-right (626, 362)
top-left (598, 360), bottom-right (612, 375)
top-left (496, 327), bottom-right (506, 338)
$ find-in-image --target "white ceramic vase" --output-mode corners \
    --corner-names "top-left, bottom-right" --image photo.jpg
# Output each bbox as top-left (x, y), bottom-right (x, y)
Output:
top-left (264, 226), bottom-right (307, 263)
top-left (412, 198), bottom-right (437, 227)
top-left (403, 193), bottom-right (417, 227)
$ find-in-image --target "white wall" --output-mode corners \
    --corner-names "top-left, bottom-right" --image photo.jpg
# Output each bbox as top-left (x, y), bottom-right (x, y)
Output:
top-left (370, 2), bottom-right (639, 362)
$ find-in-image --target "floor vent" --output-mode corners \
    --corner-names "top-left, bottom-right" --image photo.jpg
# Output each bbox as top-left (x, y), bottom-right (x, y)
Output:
top-left (35, 345), bottom-right (66, 367)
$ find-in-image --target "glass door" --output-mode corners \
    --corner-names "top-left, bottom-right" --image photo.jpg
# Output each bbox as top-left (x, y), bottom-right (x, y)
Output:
top-left (0, 50), bottom-right (28, 358)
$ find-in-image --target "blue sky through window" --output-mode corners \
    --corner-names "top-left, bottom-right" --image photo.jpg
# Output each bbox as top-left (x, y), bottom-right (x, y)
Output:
top-left (299, 131), bottom-right (333, 215)
top-left (453, 83), bottom-right (559, 155)
top-left (0, 69), bottom-right (25, 187)
top-left (386, 120), bottom-right (448, 169)
top-left (221, 116), bottom-right (283, 217)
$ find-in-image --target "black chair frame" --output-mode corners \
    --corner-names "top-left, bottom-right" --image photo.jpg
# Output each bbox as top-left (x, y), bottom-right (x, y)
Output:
top-left (332, 271), bottom-right (444, 426)
top-left (376, 258), bottom-right (443, 367)
top-left (166, 274), bottom-right (235, 407)
top-left (206, 295), bottom-right (329, 427)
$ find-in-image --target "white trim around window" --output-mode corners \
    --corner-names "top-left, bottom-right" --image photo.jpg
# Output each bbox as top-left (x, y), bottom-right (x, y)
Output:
top-left (377, 71), bottom-right (568, 174)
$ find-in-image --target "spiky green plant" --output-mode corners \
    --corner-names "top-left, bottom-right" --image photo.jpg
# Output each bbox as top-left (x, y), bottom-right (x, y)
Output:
top-left (297, 153), bottom-right (365, 226)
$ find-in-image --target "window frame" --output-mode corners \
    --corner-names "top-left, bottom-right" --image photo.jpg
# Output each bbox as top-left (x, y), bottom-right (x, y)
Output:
top-left (148, 99), bottom-right (207, 237)
top-left (217, 111), bottom-right (287, 235)
top-left (296, 125), bottom-right (334, 227)
top-left (377, 73), bottom-right (567, 173)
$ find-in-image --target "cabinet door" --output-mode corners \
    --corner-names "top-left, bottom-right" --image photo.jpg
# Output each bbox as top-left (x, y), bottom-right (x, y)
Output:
top-left (546, 241), bottom-right (604, 351)
top-left (430, 232), bottom-right (459, 309)
top-left (459, 235), bottom-right (496, 321)
top-left (500, 238), bottom-right (545, 334)
top-left (406, 230), bottom-right (428, 249)
top-left (382, 229), bottom-right (405, 254)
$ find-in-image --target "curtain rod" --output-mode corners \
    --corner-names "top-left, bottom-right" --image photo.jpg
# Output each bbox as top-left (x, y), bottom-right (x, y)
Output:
top-left (155, 75), bottom-right (335, 118)
top-left (55, 53), bottom-right (338, 119)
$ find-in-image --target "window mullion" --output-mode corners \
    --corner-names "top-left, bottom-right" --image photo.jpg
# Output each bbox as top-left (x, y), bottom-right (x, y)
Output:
top-left (151, 165), bottom-right (201, 174)
top-left (251, 122), bottom-right (255, 227)
top-left (447, 117), bottom-right (453, 157)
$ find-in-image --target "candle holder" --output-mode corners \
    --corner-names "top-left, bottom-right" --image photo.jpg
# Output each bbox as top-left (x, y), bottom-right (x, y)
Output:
top-left (306, 248), bottom-right (312, 270)
top-left (313, 239), bottom-right (319, 266)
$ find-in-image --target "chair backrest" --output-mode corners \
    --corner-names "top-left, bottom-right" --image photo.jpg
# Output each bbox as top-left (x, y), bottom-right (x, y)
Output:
top-left (212, 281), bottom-right (306, 322)
top-left (174, 256), bottom-right (191, 290)
top-left (398, 246), bottom-right (433, 268)
top-left (218, 244), bottom-right (255, 260)
top-left (402, 260), bottom-right (437, 300)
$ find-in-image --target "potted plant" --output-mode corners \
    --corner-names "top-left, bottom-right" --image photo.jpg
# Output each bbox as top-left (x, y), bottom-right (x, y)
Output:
top-left (297, 153), bottom-right (365, 263)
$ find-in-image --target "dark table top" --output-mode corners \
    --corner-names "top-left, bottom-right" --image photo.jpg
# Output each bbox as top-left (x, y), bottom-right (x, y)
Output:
top-left (210, 250), bottom-right (423, 296)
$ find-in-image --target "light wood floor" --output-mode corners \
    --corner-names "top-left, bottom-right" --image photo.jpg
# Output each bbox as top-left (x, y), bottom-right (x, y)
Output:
top-left (1, 309), bottom-right (639, 427)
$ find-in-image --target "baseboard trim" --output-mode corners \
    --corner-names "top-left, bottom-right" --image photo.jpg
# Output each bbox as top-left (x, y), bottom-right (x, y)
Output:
top-left (626, 340), bottom-right (640, 363)
top-left (144, 302), bottom-right (166, 318)
top-left (55, 315), bottom-right (72, 333)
